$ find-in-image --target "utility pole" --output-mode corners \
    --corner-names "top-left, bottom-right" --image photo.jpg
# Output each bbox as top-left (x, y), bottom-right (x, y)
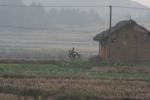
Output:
top-left (109, 5), bottom-right (112, 30)
top-left (108, 5), bottom-right (112, 60)
top-left (99, 5), bottom-right (112, 57)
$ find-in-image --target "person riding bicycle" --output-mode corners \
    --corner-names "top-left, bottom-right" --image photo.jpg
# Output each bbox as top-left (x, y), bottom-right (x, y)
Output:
top-left (70, 48), bottom-right (75, 55)
top-left (70, 48), bottom-right (76, 60)
top-left (68, 48), bottom-right (80, 60)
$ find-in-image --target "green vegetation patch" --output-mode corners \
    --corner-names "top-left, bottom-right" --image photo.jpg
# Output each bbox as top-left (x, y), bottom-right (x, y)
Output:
top-left (0, 61), bottom-right (149, 80)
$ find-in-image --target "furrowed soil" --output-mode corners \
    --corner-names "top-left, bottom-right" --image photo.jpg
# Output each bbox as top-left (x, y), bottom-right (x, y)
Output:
top-left (0, 77), bottom-right (149, 100)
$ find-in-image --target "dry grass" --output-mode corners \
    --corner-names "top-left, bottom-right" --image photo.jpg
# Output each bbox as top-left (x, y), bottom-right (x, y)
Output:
top-left (0, 77), bottom-right (149, 100)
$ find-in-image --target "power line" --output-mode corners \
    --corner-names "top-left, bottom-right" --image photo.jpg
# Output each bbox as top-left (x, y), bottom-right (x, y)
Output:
top-left (0, 4), bottom-right (149, 11)
top-left (0, 4), bottom-right (108, 8)
top-left (113, 5), bottom-right (150, 10)
top-left (0, 25), bottom-right (53, 30)
top-left (0, 4), bottom-right (149, 10)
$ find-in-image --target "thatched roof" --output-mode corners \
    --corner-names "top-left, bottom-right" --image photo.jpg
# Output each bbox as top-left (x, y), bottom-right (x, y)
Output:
top-left (94, 20), bottom-right (150, 41)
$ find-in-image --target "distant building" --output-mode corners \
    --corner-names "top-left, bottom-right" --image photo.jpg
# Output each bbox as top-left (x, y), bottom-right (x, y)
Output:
top-left (94, 20), bottom-right (150, 62)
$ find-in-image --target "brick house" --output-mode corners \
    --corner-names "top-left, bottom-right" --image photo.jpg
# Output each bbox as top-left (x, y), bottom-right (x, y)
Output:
top-left (94, 20), bottom-right (150, 62)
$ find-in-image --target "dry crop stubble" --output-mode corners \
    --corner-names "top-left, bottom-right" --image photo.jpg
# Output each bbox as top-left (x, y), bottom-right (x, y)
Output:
top-left (0, 77), bottom-right (149, 100)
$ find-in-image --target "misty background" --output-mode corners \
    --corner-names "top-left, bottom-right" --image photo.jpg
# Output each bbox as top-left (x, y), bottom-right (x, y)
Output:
top-left (0, 0), bottom-right (150, 60)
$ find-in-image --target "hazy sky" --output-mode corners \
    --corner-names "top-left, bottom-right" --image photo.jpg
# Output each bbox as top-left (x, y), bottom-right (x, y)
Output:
top-left (22, 0), bottom-right (150, 7)
top-left (132, 0), bottom-right (150, 7)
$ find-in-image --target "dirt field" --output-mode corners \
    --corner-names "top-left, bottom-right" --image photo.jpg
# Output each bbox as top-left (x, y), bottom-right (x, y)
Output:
top-left (0, 62), bottom-right (150, 100)
top-left (0, 77), bottom-right (149, 100)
